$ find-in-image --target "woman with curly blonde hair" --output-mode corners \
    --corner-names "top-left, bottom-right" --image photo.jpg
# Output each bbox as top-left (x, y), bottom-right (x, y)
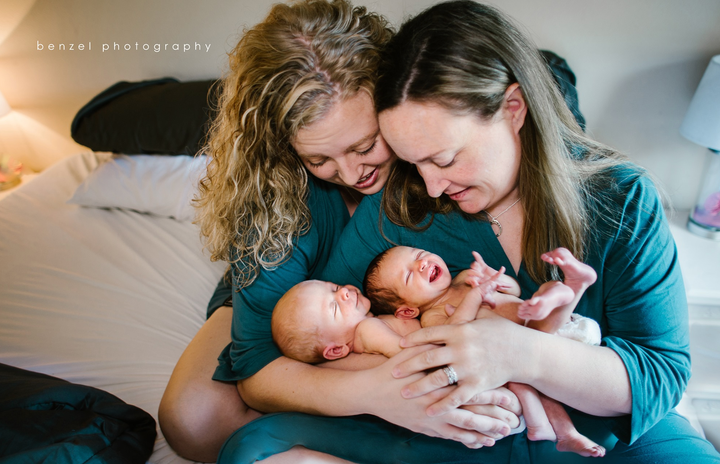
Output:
top-left (159, 0), bottom-right (401, 461)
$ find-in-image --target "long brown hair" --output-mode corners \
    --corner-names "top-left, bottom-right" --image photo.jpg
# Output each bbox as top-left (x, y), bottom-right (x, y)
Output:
top-left (375, 0), bottom-right (629, 282)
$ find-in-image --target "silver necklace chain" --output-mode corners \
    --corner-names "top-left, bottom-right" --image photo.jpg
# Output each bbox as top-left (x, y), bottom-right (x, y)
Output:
top-left (485, 198), bottom-right (521, 237)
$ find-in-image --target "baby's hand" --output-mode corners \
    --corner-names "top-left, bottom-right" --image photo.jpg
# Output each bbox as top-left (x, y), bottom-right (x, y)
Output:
top-left (467, 252), bottom-right (513, 293)
top-left (469, 251), bottom-right (498, 281)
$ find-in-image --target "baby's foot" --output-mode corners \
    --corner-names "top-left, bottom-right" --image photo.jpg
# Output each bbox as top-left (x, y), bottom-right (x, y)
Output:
top-left (541, 247), bottom-right (597, 295)
top-left (518, 281), bottom-right (574, 321)
top-left (555, 431), bottom-right (606, 458)
top-left (526, 423), bottom-right (557, 443)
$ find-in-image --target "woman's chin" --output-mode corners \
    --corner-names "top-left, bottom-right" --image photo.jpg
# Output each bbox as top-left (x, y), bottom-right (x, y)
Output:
top-left (456, 200), bottom-right (483, 215)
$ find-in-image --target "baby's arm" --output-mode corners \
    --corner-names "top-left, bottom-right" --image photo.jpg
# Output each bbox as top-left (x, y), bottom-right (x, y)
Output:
top-left (466, 251), bottom-right (521, 296)
top-left (354, 317), bottom-right (408, 358)
top-left (443, 278), bottom-right (501, 325)
top-left (420, 306), bottom-right (449, 327)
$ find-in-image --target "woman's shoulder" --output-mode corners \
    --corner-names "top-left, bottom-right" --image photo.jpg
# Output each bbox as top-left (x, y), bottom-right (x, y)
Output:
top-left (590, 163), bottom-right (660, 210)
top-left (587, 162), bottom-right (667, 246)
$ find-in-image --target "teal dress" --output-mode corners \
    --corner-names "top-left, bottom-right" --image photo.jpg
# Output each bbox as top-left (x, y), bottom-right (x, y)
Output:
top-left (217, 167), bottom-right (720, 463)
top-left (212, 176), bottom-right (350, 382)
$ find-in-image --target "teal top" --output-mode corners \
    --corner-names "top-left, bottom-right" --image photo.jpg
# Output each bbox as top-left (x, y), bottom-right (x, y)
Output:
top-left (212, 177), bottom-right (350, 381)
top-left (321, 165), bottom-right (690, 445)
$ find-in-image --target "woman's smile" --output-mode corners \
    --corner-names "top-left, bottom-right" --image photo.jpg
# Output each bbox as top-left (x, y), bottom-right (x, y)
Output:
top-left (355, 167), bottom-right (379, 189)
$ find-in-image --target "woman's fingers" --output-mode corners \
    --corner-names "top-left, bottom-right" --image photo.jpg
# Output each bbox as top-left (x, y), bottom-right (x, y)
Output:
top-left (427, 383), bottom-right (491, 417)
top-left (400, 323), bottom-right (451, 349)
top-left (443, 408), bottom-right (513, 441)
top-left (469, 386), bottom-right (523, 417)
top-left (437, 423), bottom-right (495, 448)
top-left (398, 363), bottom-right (457, 398)
top-left (393, 342), bottom-right (452, 380)
top-left (461, 404), bottom-right (521, 430)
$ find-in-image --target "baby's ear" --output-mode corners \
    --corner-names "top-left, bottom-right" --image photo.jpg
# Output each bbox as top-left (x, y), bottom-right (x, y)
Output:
top-left (322, 343), bottom-right (350, 360)
top-left (395, 306), bottom-right (420, 320)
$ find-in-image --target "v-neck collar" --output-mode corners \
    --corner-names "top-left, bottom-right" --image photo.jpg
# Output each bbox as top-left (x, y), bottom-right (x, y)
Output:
top-left (466, 218), bottom-right (540, 299)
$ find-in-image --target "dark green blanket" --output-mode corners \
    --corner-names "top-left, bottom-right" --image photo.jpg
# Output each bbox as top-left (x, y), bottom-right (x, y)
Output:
top-left (0, 363), bottom-right (156, 464)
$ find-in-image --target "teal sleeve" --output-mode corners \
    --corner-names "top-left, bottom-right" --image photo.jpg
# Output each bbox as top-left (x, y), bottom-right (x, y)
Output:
top-left (213, 179), bottom-right (349, 381)
top-left (586, 174), bottom-right (690, 444)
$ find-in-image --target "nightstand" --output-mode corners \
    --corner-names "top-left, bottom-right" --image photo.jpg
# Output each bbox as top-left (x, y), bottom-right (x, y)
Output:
top-left (669, 210), bottom-right (720, 450)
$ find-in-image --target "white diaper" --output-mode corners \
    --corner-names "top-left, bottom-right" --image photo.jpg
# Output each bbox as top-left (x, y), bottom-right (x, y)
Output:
top-left (556, 313), bottom-right (601, 345)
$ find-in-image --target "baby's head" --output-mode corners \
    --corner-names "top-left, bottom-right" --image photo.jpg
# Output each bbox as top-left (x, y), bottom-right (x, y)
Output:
top-left (363, 246), bottom-right (452, 316)
top-left (271, 280), bottom-right (372, 363)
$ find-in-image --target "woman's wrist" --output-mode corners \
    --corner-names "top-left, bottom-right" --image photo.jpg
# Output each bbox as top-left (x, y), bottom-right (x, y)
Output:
top-left (511, 325), bottom-right (546, 385)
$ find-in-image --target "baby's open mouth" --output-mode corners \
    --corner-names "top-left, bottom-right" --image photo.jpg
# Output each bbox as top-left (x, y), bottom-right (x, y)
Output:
top-left (429, 265), bottom-right (440, 283)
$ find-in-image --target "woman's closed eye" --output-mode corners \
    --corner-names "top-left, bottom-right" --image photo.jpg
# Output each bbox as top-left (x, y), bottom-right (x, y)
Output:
top-left (307, 157), bottom-right (328, 168)
top-left (435, 156), bottom-right (456, 168)
top-left (356, 141), bottom-right (377, 156)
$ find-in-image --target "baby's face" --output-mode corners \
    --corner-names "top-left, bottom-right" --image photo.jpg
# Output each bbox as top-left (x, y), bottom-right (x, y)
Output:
top-left (296, 280), bottom-right (372, 347)
top-left (379, 246), bottom-right (452, 310)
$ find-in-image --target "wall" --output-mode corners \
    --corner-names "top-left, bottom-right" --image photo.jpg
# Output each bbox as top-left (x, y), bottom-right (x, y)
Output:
top-left (0, 0), bottom-right (718, 209)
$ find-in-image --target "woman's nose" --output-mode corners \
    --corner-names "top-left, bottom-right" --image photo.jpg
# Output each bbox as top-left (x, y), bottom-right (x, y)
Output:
top-left (417, 165), bottom-right (446, 198)
top-left (336, 157), bottom-right (362, 187)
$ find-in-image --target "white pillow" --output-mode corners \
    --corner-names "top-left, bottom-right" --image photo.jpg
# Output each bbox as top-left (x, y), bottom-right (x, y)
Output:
top-left (67, 154), bottom-right (207, 221)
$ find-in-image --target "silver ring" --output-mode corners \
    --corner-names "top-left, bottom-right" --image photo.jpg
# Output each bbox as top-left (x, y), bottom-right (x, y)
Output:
top-left (442, 366), bottom-right (458, 385)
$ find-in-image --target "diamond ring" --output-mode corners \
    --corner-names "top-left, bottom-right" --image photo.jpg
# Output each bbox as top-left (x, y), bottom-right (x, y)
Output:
top-left (442, 366), bottom-right (458, 385)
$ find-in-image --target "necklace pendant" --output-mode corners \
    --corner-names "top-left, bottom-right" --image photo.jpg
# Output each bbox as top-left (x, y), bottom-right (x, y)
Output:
top-left (490, 218), bottom-right (502, 237)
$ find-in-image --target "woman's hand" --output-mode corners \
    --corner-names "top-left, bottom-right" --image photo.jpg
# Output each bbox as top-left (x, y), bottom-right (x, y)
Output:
top-left (355, 345), bottom-right (521, 448)
top-left (394, 309), bottom-right (539, 417)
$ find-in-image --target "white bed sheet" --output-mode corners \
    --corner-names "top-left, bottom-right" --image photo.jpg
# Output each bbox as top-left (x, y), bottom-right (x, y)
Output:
top-left (0, 152), bottom-right (227, 464)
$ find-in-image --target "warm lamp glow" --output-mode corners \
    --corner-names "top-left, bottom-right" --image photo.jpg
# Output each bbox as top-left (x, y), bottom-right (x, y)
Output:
top-left (0, 90), bottom-right (10, 119)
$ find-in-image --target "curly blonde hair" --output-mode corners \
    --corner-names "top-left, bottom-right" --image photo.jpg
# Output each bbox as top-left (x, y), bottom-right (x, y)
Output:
top-left (195, 0), bottom-right (393, 288)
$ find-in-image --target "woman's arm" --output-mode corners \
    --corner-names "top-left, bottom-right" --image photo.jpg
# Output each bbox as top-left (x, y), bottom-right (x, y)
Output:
top-left (237, 348), bottom-right (520, 448)
top-left (395, 306), bottom-right (630, 417)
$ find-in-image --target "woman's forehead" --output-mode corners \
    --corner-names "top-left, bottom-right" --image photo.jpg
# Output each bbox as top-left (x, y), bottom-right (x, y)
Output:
top-left (293, 92), bottom-right (378, 156)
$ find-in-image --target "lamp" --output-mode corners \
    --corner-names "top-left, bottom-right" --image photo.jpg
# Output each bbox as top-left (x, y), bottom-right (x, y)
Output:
top-left (0, 90), bottom-right (10, 119)
top-left (0, 89), bottom-right (24, 191)
top-left (680, 54), bottom-right (720, 240)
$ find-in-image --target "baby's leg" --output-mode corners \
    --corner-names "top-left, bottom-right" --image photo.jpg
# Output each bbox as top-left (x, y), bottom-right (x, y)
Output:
top-left (539, 394), bottom-right (606, 458)
top-left (517, 281), bottom-right (574, 322)
top-left (541, 247), bottom-right (597, 295)
top-left (506, 383), bottom-right (556, 442)
top-left (519, 248), bottom-right (597, 329)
